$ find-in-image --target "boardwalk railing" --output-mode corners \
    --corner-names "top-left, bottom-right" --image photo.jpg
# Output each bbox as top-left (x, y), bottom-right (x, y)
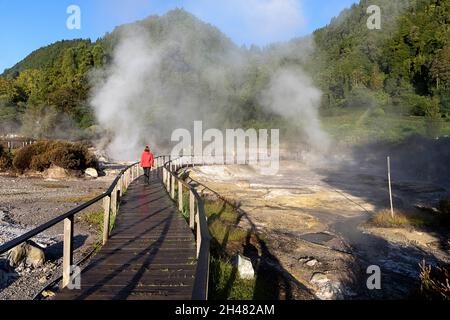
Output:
top-left (0, 137), bottom-right (36, 150)
top-left (0, 155), bottom-right (211, 300)
top-left (159, 156), bottom-right (211, 300)
top-left (0, 160), bottom-right (154, 288)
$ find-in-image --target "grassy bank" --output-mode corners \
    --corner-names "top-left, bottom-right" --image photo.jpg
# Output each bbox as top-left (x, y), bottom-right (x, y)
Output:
top-left (322, 110), bottom-right (450, 145)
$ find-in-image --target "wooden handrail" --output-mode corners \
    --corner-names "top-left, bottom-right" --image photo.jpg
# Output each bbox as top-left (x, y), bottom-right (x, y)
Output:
top-left (161, 155), bottom-right (211, 300)
top-left (0, 155), bottom-right (210, 298)
top-left (0, 158), bottom-right (169, 288)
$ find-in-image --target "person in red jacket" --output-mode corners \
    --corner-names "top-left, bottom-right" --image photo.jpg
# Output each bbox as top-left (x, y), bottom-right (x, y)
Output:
top-left (140, 146), bottom-right (154, 184)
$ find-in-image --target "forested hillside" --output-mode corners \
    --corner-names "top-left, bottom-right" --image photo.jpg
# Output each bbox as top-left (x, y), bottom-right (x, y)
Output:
top-left (312, 0), bottom-right (449, 116)
top-left (0, 0), bottom-right (449, 143)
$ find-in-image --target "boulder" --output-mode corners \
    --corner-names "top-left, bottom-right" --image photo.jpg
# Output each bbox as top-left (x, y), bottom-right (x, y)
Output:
top-left (85, 168), bottom-right (99, 178)
top-left (235, 254), bottom-right (255, 280)
top-left (7, 241), bottom-right (45, 268)
top-left (44, 165), bottom-right (81, 180)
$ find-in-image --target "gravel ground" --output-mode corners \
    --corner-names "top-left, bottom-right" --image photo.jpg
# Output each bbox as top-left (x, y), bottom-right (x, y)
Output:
top-left (0, 173), bottom-right (118, 300)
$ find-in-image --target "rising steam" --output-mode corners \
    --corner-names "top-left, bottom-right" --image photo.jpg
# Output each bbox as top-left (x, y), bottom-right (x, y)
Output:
top-left (90, 11), bottom-right (330, 160)
top-left (260, 68), bottom-right (330, 153)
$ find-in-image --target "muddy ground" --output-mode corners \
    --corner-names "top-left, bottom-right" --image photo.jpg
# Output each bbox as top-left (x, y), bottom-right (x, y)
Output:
top-left (0, 170), bottom-right (122, 300)
top-left (188, 158), bottom-right (450, 300)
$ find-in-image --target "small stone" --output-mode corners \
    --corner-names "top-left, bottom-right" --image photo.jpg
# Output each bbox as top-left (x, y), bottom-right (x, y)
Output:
top-left (306, 259), bottom-right (318, 267)
top-left (42, 290), bottom-right (55, 298)
top-left (311, 272), bottom-right (329, 285)
top-left (235, 254), bottom-right (255, 280)
top-left (85, 168), bottom-right (99, 178)
top-left (39, 276), bottom-right (48, 284)
top-left (310, 272), bottom-right (344, 300)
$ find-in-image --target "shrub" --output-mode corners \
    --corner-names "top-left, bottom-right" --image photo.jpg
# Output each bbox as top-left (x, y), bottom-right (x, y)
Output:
top-left (13, 140), bottom-right (98, 173)
top-left (368, 209), bottom-right (430, 228)
top-left (0, 144), bottom-right (13, 170)
top-left (369, 107), bottom-right (385, 118)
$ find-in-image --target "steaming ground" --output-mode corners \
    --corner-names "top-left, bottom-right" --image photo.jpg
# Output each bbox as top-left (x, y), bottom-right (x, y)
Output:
top-left (187, 160), bottom-right (450, 299)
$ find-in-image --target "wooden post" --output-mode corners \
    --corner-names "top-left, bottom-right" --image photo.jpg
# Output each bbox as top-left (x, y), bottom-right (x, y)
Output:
top-left (62, 216), bottom-right (74, 288)
top-left (387, 156), bottom-right (394, 218)
top-left (167, 169), bottom-right (171, 192)
top-left (119, 175), bottom-right (124, 197)
top-left (111, 186), bottom-right (117, 218)
top-left (171, 175), bottom-right (176, 199)
top-left (178, 181), bottom-right (183, 211)
top-left (103, 195), bottom-right (111, 245)
top-left (189, 191), bottom-right (195, 230)
top-left (196, 211), bottom-right (201, 258)
top-left (165, 168), bottom-right (169, 190)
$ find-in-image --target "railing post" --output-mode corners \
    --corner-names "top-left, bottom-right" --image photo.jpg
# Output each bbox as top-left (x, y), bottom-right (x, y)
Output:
top-left (163, 167), bottom-right (167, 186)
top-left (111, 186), bottom-right (117, 218)
top-left (163, 166), bottom-right (166, 185)
top-left (62, 216), bottom-right (74, 288)
top-left (196, 210), bottom-right (201, 258)
top-left (178, 181), bottom-right (183, 211)
top-left (171, 174), bottom-right (176, 199)
top-left (119, 175), bottom-right (124, 197)
top-left (189, 190), bottom-right (195, 230)
top-left (167, 169), bottom-right (171, 192)
top-left (103, 195), bottom-right (111, 245)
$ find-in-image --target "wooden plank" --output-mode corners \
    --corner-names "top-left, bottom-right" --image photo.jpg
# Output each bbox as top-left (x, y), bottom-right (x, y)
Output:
top-left (56, 174), bottom-right (197, 300)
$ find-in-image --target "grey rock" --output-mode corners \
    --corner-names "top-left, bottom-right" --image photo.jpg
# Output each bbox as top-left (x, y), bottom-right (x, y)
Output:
top-left (306, 259), bottom-right (318, 267)
top-left (310, 272), bottom-right (344, 300)
top-left (7, 241), bottom-right (45, 268)
top-left (85, 168), bottom-right (99, 178)
top-left (235, 254), bottom-right (255, 280)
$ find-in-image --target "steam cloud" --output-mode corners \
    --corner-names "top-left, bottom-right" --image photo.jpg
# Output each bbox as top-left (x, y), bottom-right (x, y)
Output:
top-left (90, 11), bottom-right (330, 160)
top-left (260, 68), bottom-right (330, 153)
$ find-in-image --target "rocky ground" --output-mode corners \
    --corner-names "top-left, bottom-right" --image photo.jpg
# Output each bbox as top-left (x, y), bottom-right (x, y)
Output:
top-left (187, 160), bottom-right (450, 300)
top-left (0, 165), bottom-right (125, 300)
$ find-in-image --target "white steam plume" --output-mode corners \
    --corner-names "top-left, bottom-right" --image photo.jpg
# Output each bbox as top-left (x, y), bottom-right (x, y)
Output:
top-left (261, 68), bottom-right (330, 153)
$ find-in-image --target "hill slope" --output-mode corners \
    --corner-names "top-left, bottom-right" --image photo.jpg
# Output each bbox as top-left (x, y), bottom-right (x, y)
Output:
top-left (0, 2), bottom-right (449, 143)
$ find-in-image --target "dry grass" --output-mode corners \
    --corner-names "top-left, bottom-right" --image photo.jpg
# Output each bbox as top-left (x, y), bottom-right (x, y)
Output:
top-left (368, 209), bottom-right (430, 228)
top-left (419, 260), bottom-right (450, 300)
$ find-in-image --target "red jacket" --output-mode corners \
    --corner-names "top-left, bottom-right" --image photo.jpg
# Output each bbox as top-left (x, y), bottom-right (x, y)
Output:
top-left (140, 150), bottom-right (154, 168)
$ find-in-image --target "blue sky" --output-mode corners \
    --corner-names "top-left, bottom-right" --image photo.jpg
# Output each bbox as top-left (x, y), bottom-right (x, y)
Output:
top-left (0, 0), bottom-right (358, 73)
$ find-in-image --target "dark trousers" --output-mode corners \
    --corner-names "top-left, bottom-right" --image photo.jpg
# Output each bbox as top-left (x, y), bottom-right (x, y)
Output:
top-left (144, 167), bottom-right (151, 183)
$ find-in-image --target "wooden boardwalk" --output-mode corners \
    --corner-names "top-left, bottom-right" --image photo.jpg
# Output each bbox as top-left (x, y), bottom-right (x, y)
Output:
top-left (56, 173), bottom-right (197, 300)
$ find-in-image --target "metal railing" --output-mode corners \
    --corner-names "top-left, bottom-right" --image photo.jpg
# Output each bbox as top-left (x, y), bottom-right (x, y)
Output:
top-left (0, 160), bottom-right (148, 288)
top-left (159, 155), bottom-right (211, 300)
